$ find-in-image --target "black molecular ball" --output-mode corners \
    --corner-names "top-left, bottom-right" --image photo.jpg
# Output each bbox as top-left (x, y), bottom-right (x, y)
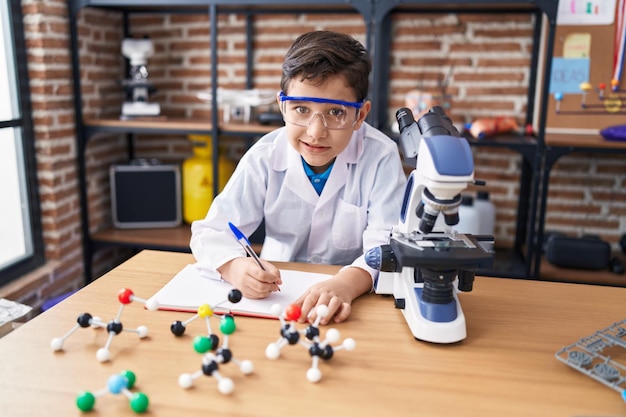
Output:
top-left (228, 289), bottom-right (243, 304)
top-left (171, 321), bottom-right (186, 336)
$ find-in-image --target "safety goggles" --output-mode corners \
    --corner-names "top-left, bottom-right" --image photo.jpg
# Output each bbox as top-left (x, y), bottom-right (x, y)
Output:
top-left (279, 91), bottom-right (363, 130)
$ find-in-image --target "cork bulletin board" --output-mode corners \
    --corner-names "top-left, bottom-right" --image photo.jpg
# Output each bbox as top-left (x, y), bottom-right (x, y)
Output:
top-left (544, 1), bottom-right (626, 134)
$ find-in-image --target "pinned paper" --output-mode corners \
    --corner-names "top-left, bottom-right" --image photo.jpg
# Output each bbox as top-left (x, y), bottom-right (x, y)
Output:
top-left (563, 33), bottom-right (592, 58)
top-left (549, 57), bottom-right (591, 94)
top-left (557, 0), bottom-right (616, 25)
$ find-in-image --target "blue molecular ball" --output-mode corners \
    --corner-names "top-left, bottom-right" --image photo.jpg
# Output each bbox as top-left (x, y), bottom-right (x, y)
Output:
top-left (108, 374), bottom-right (128, 394)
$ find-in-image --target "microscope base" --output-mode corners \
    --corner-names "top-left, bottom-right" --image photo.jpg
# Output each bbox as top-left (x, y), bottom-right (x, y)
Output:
top-left (122, 102), bottom-right (161, 117)
top-left (395, 268), bottom-right (467, 344)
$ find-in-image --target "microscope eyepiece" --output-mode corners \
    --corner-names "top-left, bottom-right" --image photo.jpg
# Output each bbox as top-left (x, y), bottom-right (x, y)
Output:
top-left (417, 107), bottom-right (460, 138)
top-left (396, 107), bottom-right (416, 133)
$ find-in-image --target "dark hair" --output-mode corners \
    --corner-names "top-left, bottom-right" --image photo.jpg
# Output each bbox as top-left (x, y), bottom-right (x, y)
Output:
top-left (280, 31), bottom-right (371, 102)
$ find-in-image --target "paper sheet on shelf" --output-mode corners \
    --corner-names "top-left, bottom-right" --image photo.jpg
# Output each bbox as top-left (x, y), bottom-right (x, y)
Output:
top-left (150, 263), bottom-right (332, 319)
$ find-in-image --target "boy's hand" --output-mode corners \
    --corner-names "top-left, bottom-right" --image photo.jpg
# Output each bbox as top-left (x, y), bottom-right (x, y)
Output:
top-left (218, 257), bottom-right (281, 299)
top-left (293, 267), bottom-right (371, 325)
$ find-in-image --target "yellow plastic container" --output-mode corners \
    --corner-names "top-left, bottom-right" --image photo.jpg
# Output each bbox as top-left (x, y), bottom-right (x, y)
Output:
top-left (183, 135), bottom-right (235, 223)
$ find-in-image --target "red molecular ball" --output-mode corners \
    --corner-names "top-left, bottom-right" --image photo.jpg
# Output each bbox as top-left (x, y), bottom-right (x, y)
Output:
top-left (118, 288), bottom-right (134, 304)
top-left (284, 304), bottom-right (302, 321)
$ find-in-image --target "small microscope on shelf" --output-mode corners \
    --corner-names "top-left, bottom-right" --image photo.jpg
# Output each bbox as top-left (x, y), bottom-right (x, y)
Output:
top-left (120, 38), bottom-right (160, 118)
top-left (366, 106), bottom-right (494, 344)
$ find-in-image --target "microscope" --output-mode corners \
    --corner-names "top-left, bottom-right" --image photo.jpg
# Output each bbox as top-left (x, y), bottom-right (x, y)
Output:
top-left (120, 38), bottom-right (160, 118)
top-left (365, 106), bottom-right (494, 344)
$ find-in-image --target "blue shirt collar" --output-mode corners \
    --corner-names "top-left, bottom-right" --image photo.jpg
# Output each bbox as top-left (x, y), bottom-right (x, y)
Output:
top-left (302, 158), bottom-right (334, 195)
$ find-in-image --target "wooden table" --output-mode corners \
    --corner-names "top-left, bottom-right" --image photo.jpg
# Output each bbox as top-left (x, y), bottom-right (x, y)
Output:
top-left (1, 250), bottom-right (625, 416)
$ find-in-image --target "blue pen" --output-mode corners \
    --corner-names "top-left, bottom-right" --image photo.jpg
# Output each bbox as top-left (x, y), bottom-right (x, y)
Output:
top-left (228, 222), bottom-right (266, 271)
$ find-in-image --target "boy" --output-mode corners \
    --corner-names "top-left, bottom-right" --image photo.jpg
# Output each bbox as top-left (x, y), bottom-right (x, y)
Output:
top-left (190, 30), bottom-right (406, 324)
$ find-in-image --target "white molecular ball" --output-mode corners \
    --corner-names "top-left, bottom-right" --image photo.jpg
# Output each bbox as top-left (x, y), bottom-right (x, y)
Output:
top-left (343, 338), bottom-right (356, 351)
top-left (306, 367), bottom-right (322, 383)
top-left (326, 328), bottom-right (340, 343)
top-left (96, 348), bottom-right (110, 362)
top-left (265, 343), bottom-right (280, 360)
top-left (137, 325), bottom-right (148, 338)
top-left (315, 304), bottom-right (329, 318)
top-left (145, 298), bottom-right (159, 311)
top-left (270, 304), bottom-right (282, 315)
top-left (218, 378), bottom-right (234, 395)
top-left (240, 360), bottom-right (254, 375)
top-left (50, 338), bottom-right (64, 351)
top-left (178, 373), bottom-right (193, 389)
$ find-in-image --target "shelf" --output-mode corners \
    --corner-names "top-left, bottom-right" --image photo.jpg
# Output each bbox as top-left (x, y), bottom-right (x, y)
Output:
top-left (74, 0), bottom-right (363, 7)
top-left (84, 118), bottom-right (277, 136)
top-left (465, 133), bottom-right (537, 147)
top-left (545, 132), bottom-right (626, 150)
top-left (539, 257), bottom-right (626, 287)
top-left (465, 133), bottom-right (539, 160)
top-left (386, 130), bottom-right (539, 158)
top-left (70, 0), bottom-right (369, 14)
top-left (91, 225), bottom-right (263, 254)
top-left (91, 225), bottom-right (192, 252)
top-left (383, 1), bottom-right (556, 15)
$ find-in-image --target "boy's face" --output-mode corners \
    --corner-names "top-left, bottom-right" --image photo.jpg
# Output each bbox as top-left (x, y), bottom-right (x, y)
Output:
top-left (279, 75), bottom-right (371, 174)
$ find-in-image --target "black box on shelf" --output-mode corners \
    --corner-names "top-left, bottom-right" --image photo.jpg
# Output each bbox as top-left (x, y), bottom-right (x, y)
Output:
top-left (110, 159), bottom-right (181, 229)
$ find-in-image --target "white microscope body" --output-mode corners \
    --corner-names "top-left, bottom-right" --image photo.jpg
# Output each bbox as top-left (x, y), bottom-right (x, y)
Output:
top-left (366, 107), bottom-right (493, 344)
top-left (121, 38), bottom-right (160, 117)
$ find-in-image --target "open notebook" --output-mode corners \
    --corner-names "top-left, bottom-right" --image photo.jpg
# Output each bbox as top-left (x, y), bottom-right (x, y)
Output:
top-left (150, 263), bottom-right (332, 319)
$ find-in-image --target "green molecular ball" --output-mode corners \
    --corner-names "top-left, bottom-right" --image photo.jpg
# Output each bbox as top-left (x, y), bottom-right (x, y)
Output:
top-left (121, 370), bottom-right (136, 389)
top-left (220, 314), bottom-right (236, 335)
top-left (193, 335), bottom-right (213, 353)
top-left (129, 392), bottom-right (149, 413)
top-left (76, 391), bottom-right (96, 411)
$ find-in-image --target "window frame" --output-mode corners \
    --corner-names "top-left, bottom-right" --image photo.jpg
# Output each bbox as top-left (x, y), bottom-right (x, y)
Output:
top-left (0, 0), bottom-right (45, 286)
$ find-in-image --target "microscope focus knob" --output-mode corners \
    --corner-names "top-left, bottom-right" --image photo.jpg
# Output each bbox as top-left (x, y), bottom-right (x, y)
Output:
top-left (365, 245), bottom-right (399, 272)
top-left (457, 270), bottom-right (475, 292)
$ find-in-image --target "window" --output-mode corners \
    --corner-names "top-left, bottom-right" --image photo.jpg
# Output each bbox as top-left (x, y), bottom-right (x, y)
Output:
top-left (0, 0), bottom-right (44, 285)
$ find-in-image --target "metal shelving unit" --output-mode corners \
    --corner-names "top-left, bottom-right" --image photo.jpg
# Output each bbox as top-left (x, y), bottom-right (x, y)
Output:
top-left (370, 0), bottom-right (559, 278)
top-left (536, 133), bottom-right (626, 284)
top-left (68, 0), bottom-right (560, 282)
top-left (68, 0), bottom-right (374, 283)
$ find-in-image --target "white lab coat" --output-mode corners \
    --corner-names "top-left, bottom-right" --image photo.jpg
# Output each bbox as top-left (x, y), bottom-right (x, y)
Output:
top-left (190, 122), bottom-right (407, 284)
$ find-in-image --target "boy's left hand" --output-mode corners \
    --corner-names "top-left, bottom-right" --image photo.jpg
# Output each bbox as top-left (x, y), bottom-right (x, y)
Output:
top-left (293, 267), bottom-right (371, 325)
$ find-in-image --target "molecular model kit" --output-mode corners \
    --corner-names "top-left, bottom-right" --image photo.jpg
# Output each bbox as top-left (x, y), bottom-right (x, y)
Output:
top-left (50, 288), bottom-right (159, 362)
top-left (170, 289), bottom-right (254, 394)
top-left (553, 80), bottom-right (626, 116)
top-left (555, 318), bottom-right (626, 403)
top-left (177, 313), bottom-right (254, 394)
top-left (76, 369), bottom-right (149, 414)
top-left (48, 285), bottom-right (359, 412)
top-left (265, 303), bottom-right (356, 383)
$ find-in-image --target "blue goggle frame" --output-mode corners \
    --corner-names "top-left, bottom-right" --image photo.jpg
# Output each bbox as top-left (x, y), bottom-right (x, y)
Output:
top-left (279, 91), bottom-right (364, 109)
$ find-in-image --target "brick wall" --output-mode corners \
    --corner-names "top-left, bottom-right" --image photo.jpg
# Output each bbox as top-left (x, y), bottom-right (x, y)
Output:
top-left (2, 4), bottom-right (624, 312)
top-left (545, 153), bottom-right (626, 243)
